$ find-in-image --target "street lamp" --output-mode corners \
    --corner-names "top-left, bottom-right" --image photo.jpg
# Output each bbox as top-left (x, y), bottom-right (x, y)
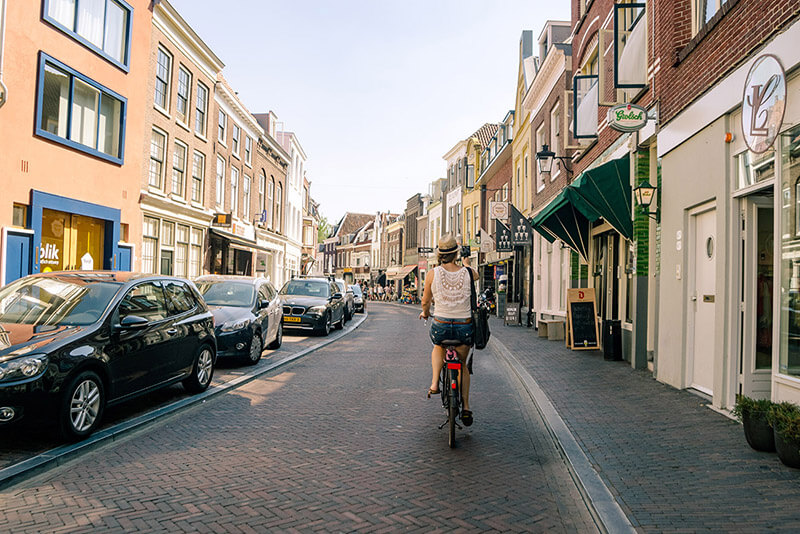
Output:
top-left (536, 144), bottom-right (572, 176)
top-left (633, 180), bottom-right (659, 221)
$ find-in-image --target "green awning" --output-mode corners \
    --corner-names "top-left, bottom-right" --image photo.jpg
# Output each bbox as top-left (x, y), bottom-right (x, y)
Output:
top-left (567, 155), bottom-right (632, 239)
top-left (530, 155), bottom-right (632, 260)
top-left (531, 190), bottom-right (593, 261)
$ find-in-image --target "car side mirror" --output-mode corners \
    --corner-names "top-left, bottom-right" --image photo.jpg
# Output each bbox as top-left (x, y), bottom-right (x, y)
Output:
top-left (332, 292), bottom-right (343, 300)
top-left (116, 315), bottom-right (148, 330)
top-left (258, 299), bottom-right (269, 309)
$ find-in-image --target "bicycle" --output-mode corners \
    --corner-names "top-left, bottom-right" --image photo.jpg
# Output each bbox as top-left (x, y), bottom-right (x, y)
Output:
top-left (437, 339), bottom-right (464, 448)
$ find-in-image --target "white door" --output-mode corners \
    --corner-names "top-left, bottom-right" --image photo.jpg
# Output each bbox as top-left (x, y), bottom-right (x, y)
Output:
top-left (740, 202), bottom-right (773, 399)
top-left (690, 208), bottom-right (717, 395)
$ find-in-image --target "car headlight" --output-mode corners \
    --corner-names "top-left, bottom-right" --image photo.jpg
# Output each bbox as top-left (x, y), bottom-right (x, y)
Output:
top-left (220, 319), bottom-right (250, 332)
top-left (0, 355), bottom-right (48, 382)
top-left (307, 306), bottom-right (326, 316)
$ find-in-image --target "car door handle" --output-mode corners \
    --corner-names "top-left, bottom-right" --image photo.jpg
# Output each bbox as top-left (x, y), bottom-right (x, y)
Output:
top-left (166, 328), bottom-right (178, 335)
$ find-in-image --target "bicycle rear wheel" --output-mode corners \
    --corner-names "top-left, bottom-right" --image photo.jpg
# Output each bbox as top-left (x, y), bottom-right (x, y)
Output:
top-left (448, 369), bottom-right (458, 448)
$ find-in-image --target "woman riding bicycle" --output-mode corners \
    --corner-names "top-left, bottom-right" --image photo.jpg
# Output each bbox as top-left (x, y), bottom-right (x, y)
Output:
top-left (419, 234), bottom-right (476, 427)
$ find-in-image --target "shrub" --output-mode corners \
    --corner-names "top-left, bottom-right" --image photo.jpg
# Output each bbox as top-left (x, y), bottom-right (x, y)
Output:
top-left (731, 394), bottom-right (773, 422)
top-left (767, 402), bottom-right (800, 443)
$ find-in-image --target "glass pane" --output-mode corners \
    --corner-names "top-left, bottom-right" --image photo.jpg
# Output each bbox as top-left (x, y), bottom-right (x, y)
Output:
top-left (76, 0), bottom-right (105, 48)
top-left (71, 79), bottom-right (99, 149)
top-left (120, 282), bottom-right (167, 322)
top-left (736, 148), bottom-right (775, 190)
top-left (98, 93), bottom-right (121, 157)
top-left (141, 237), bottom-right (156, 273)
top-left (48, 0), bottom-right (76, 29)
top-left (756, 208), bottom-right (773, 369)
top-left (162, 221), bottom-right (174, 246)
top-left (149, 131), bottom-right (165, 187)
top-left (103, 1), bottom-right (128, 63)
top-left (41, 209), bottom-right (69, 272)
top-left (574, 76), bottom-right (598, 137)
top-left (616, 4), bottom-right (647, 86)
top-left (40, 64), bottom-right (70, 138)
top-left (779, 124), bottom-right (800, 376)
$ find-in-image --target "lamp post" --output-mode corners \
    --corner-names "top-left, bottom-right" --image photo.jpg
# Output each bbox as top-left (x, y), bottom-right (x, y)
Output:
top-left (633, 180), bottom-right (659, 221)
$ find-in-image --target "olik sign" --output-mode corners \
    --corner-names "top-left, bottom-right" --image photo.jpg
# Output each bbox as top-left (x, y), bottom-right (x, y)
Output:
top-left (742, 54), bottom-right (786, 154)
top-left (607, 103), bottom-right (648, 132)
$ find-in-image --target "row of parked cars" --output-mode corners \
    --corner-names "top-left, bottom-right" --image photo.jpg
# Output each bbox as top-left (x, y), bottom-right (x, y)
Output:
top-left (0, 271), bottom-right (363, 441)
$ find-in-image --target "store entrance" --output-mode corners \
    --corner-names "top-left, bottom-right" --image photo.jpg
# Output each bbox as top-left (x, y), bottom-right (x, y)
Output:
top-left (739, 195), bottom-right (774, 399)
top-left (40, 208), bottom-right (105, 272)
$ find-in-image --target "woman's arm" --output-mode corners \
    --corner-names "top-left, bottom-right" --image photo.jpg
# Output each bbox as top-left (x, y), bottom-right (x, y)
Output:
top-left (419, 269), bottom-right (435, 319)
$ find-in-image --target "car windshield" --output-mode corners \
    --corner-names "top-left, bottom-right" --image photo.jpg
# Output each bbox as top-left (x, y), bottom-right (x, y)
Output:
top-left (280, 280), bottom-right (330, 298)
top-left (196, 281), bottom-right (255, 307)
top-left (0, 276), bottom-right (121, 326)
top-left (350, 285), bottom-right (363, 296)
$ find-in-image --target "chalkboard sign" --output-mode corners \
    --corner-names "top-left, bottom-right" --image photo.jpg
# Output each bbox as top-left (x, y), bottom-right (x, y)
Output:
top-left (566, 288), bottom-right (599, 350)
top-left (505, 303), bottom-right (520, 326)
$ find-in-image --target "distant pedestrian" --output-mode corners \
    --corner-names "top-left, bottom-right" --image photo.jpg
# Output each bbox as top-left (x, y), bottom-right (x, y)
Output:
top-left (377, 285), bottom-right (384, 301)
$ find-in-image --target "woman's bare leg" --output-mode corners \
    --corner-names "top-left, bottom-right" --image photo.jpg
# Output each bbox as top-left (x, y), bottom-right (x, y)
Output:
top-left (430, 345), bottom-right (445, 392)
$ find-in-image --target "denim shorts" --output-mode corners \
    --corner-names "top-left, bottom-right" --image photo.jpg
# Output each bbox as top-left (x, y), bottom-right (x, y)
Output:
top-left (429, 317), bottom-right (474, 346)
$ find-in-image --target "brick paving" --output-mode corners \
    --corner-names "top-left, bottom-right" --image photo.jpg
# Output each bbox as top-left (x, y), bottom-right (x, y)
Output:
top-left (0, 304), bottom-right (598, 533)
top-left (492, 316), bottom-right (800, 532)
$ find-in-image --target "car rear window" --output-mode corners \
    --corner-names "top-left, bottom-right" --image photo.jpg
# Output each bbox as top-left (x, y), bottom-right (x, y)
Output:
top-left (280, 280), bottom-right (330, 297)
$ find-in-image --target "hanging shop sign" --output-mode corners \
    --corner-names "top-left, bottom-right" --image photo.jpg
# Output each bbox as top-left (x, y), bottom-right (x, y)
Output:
top-left (211, 212), bottom-right (232, 227)
top-left (490, 201), bottom-right (509, 221)
top-left (607, 103), bottom-right (648, 132)
top-left (509, 204), bottom-right (533, 246)
top-left (418, 247), bottom-right (433, 254)
top-left (495, 219), bottom-right (513, 252)
top-left (742, 54), bottom-right (786, 154)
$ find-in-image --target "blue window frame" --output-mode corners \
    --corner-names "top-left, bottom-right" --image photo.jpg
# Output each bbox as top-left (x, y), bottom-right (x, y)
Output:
top-left (42, 0), bottom-right (133, 71)
top-left (35, 52), bottom-right (127, 165)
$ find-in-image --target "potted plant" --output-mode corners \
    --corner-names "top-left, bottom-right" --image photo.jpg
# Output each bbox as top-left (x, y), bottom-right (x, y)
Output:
top-left (732, 395), bottom-right (775, 452)
top-left (767, 402), bottom-right (800, 469)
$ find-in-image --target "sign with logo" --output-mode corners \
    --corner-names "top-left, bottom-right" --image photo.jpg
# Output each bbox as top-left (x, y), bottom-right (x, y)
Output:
top-left (607, 103), bottom-right (648, 132)
top-left (490, 201), bottom-right (509, 221)
top-left (211, 213), bottom-right (232, 227)
top-left (742, 54), bottom-right (786, 154)
top-left (495, 219), bottom-right (512, 252)
top-left (480, 229), bottom-right (494, 253)
top-left (418, 247), bottom-right (434, 254)
top-left (509, 204), bottom-right (532, 246)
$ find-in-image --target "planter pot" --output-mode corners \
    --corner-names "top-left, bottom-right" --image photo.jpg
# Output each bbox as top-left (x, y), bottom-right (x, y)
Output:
top-left (774, 428), bottom-right (800, 469)
top-left (742, 411), bottom-right (776, 452)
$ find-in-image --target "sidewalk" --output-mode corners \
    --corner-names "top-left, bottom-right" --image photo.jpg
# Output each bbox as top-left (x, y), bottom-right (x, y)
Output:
top-left (490, 317), bottom-right (800, 532)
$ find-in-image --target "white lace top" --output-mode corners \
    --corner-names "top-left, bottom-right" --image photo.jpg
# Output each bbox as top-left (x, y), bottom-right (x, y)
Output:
top-left (432, 265), bottom-right (472, 319)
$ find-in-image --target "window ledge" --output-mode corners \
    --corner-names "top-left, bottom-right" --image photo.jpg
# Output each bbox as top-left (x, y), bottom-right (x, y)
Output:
top-left (232, 152), bottom-right (241, 160)
top-left (148, 187), bottom-right (167, 197)
top-left (176, 120), bottom-right (191, 133)
top-left (195, 132), bottom-right (208, 143)
top-left (170, 194), bottom-right (188, 204)
top-left (675, 0), bottom-right (741, 65)
top-left (154, 105), bottom-right (171, 120)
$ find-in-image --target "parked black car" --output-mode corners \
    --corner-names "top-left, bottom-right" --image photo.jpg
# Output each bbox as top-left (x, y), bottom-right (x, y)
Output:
top-left (0, 272), bottom-right (216, 440)
top-left (349, 284), bottom-right (365, 313)
top-left (195, 275), bottom-right (283, 365)
top-left (333, 277), bottom-right (354, 322)
top-left (279, 278), bottom-right (345, 336)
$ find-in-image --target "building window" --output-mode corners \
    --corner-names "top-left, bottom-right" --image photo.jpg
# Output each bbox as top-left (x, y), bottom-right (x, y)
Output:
top-left (502, 184), bottom-right (508, 201)
top-left (175, 224), bottom-right (189, 277)
top-left (218, 110), bottom-right (227, 144)
top-left (189, 228), bottom-right (202, 278)
top-left (36, 54), bottom-right (125, 163)
top-left (231, 124), bottom-right (240, 156)
top-left (550, 104), bottom-right (561, 180)
top-left (275, 183), bottom-right (282, 232)
top-left (215, 156), bottom-right (224, 207)
top-left (44, 0), bottom-right (132, 68)
top-left (693, 0), bottom-right (725, 35)
top-left (195, 82), bottom-right (208, 136)
top-left (245, 136), bottom-right (253, 166)
top-left (171, 141), bottom-right (187, 197)
top-left (13, 204), bottom-right (28, 228)
top-left (160, 221), bottom-right (174, 275)
top-left (537, 125), bottom-right (547, 190)
top-left (230, 167), bottom-right (239, 215)
top-left (142, 216), bottom-right (159, 273)
top-left (154, 47), bottom-right (171, 111)
top-left (259, 171), bottom-right (266, 215)
top-left (191, 151), bottom-right (204, 203)
top-left (176, 66), bottom-right (191, 124)
top-left (268, 178), bottom-right (274, 229)
top-left (243, 175), bottom-right (251, 220)
top-left (149, 129), bottom-right (166, 188)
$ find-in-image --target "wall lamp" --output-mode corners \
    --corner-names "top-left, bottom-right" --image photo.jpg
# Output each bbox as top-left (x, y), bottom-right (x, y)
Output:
top-left (536, 144), bottom-right (572, 176)
top-left (633, 180), bottom-right (659, 221)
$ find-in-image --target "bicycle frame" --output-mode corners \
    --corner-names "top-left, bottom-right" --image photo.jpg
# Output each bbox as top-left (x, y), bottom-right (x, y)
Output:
top-left (439, 344), bottom-right (462, 448)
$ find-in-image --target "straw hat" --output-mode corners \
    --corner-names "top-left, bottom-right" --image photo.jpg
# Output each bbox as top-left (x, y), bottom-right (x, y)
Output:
top-left (437, 234), bottom-right (459, 255)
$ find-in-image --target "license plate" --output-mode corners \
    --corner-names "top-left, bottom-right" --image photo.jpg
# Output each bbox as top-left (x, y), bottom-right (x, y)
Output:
top-left (283, 316), bottom-right (301, 323)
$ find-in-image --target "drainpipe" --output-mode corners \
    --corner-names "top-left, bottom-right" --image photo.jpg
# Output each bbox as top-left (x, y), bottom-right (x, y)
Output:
top-left (0, 0), bottom-right (7, 108)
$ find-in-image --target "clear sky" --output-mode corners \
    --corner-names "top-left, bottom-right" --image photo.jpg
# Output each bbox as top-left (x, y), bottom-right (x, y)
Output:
top-left (170, 0), bottom-right (570, 225)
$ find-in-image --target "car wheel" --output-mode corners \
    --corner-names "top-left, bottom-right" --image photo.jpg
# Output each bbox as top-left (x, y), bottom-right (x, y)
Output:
top-left (335, 312), bottom-right (344, 330)
top-left (245, 333), bottom-right (262, 366)
top-left (345, 306), bottom-right (352, 322)
top-left (59, 370), bottom-right (105, 441)
top-left (183, 344), bottom-right (215, 393)
top-left (267, 322), bottom-right (283, 349)
top-left (319, 312), bottom-right (331, 336)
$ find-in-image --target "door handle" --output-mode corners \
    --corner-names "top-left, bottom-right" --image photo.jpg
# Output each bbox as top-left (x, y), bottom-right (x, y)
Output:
top-left (166, 328), bottom-right (178, 335)
top-left (690, 295), bottom-right (697, 302)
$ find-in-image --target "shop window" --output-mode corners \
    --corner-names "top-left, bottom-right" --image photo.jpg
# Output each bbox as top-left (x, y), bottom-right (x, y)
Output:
top-left (149, 129), bottom-right (166, 188)
top-left (191, 151), bottom-right (205, 203)
top-left (176, 66), bottom-right (191, 124)
top-left (154, 47), bottom-right (172, 111)
top-left (779, 123), bottom-right (800, 377)
top-left (614, 2), bottom-right (647, 89)
top-left (735, 148), bottom-right (775, 190)
top-left (175, 225), bottom-right (189, 277)
top-left (171, 141), bottom-right (187, 197)
top-left (36, 54), bottom-right (125, 163)
top-left (195, 82), bottom-right (208, 137)
top-left (43, 0), bottom-right (132, 69)
top-left (12, 204), bottom-right (27, 228)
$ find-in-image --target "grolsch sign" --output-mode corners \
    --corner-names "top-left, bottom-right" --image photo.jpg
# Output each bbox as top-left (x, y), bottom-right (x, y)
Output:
top-left (607, 103), bottom-right (648, 132)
